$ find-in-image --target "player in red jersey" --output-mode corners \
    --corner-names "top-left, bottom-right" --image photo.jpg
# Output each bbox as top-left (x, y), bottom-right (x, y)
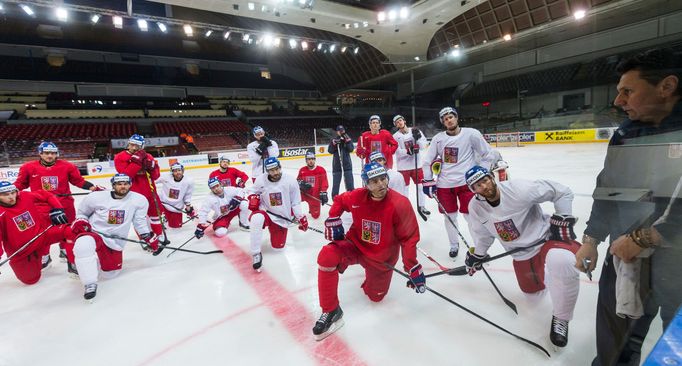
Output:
top-left (14, 141), bottom-right (103, 262)
top-left (296, 152), bottom-right (329, 219)
top-left (355, 115), bottom-right (399, 169)
top-left (0, 181), bottom-right (73, 284)
top-left (113, 134), bottom-right (166, 243)
top-left (312, 162), bottom-right (424, 340)
top-left (208, 156), bottom-right (248, 188)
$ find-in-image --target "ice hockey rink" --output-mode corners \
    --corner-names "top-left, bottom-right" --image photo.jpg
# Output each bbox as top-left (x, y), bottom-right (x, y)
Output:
top-left (0, 143), bottom-right (664, 366)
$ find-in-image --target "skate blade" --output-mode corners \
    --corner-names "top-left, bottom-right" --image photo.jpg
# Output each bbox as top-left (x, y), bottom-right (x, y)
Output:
top-left (84, 297), bottom-right (95, 304)
top-left (314, 319), bottom-right (345, 341)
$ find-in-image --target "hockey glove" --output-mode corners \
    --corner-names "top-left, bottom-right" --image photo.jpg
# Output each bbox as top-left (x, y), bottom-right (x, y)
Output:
top-left (49, 208), bottom-right (68, 225)
top-left (255, 142), bottom-right (270, 156)
top-left (430, 157), bottom-right (443, 176)
top-left (297, 216), bottom-right (309, 232)
top-left (235, 177), bottom-right (246, 188)
top-left (185, 205), bottom-right (197, 218)
top-left (412, 128), bottom-right (423, 141)
top-left (465, 247), bottom-right (490, 276)
top-left (129, 150), bottom-right (147, 165)
top-left (247, 194), bottom-right (261, 211)
top-left (195, 223), bottom-right (209, 239)
top-left (92, 185), bottom-right (107, 191)
top-left (406, 264), bottom-right (426, 293)
top-left (228, 197), bottom-right (241, 211)
top-left (331, 138), bottom-right (341, 146)
top-left (143, 158), bottom-right (156, 172)
top-left (324, 217), bottom-right (344, 241)
top-left (71, 218), bottom-right (91, 235)
top-left (261, 136), bottom-right (272, 147)
top-left (491, 160), bottom-right (509, 182)
top-left (549, 214), bottom-right (577, 242)
top-left (140, 232), bottom-right (160, 252)
top-left (319, 192), bottom-right (329, 205)
top-left (405, 141), bottom-right (415, 156)
top-left (421, 179), bottom-right (437, 199)
top-left (356, 146), bottom-right (367, 159)
top-left (298, 180), bottom-right (313, 192)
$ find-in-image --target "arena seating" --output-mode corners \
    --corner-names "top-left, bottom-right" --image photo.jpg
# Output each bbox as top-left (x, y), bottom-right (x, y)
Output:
top-left (0, 122), bottom-right (137, 140)
top-left (153, 120), bottom-right (249, 135)
top-left (192, 135), bottom-right (243, 152)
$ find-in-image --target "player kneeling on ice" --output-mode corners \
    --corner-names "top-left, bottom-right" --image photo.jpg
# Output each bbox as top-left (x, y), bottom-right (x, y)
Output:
top-left (463, 165), bottom-right (581, 348)
top-left (247, 157), bottom-right (308, 271)
top-left (313, 162), bottom-right (423, 340)
top-left (158, 163), bottom-right (196, 228)
top-left (69, 174), bottom-right (159, 301)
top-left (195, 177), bottom-right (250, 240)
top-left (296, 151), bottom-right (329, 219)
top-left (368, 151), bottom-right (407, 197)
top-left (0, 181), bottom-right (74, 284)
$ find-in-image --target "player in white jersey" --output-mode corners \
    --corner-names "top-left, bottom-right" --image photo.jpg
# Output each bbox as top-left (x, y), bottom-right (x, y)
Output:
top-left (392, 115), bottom-right (430, 216)
top-left (69, 174), bottom-right (158, 301)
top-left (194, 177), bottom-right (250, 240)
top-left (368, 151), bottom-right (407, 197)
top-left (421, 106), bottom-right (504, 259)
top-left (246, 125), bottom-right (280, 179)
top-left (247, 157), bottom-right (308, 271)
top-left (463, 165), bottom-right (581, 348)
top-left (157, 163), bottom-right (195, 228)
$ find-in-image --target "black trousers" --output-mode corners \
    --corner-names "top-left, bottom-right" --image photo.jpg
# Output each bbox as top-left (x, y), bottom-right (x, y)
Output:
top-left (331, 170), bottom-right (354, 198)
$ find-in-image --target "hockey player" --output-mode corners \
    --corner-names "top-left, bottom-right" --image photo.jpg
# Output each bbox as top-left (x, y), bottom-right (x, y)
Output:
top-left (208, 156), bottom-right (248, 188)
top-left (392, 115), bottom-right (430, 217)
top-left (113, 134), bottom-right (166, 243)
top-left (355, 115), bottom-right (399, 169)
top-left (296, 151), bottom-right (329, 219)
top-left (328, 125), bottom-right (354, 198)
top-left (247, 157), bottom-right (308, 271)
top-left (194, 177), bottom-right (250, 239)
top-left (14, 141), bottom-right (104, 261)
top-left (368, 151), bottom-right (407, 197)
top-left (463, 165), bottom-right (581, 348)
top-left (313, 162), bottom-right (424, 340)
top-left (246, 126), bottom-right (279, 179)
top-left (0, 181), bottom-right (72, 284)
top-left (68, 173), bottom-right (158, 301)
top-left (157, 163), bottom-right (195, 228)
top-left (421, 107), bottom-right (505, 259)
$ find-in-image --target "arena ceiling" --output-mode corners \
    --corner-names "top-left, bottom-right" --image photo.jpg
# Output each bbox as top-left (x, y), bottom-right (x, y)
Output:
top-left (0, 0), bottom-right (667, 93)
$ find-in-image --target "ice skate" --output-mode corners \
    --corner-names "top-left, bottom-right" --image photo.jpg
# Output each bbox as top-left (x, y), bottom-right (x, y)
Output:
top-left (252, 252), bottom-right (262, 272)
top-left (83, 283), bottom-right (98, 303)
top-left (550, 316), bottom-right (569, 349)
top-left (239, 222), bottom-right (250, 232)
top-left (41, 255), bottom-right (52, 270)
top-left (59, 248), bottom-right (67, 263)
top-left (449, 245), bottom-right (459, 260)
top-left (67, 261), bottom-right (79, 279)
top-left (418, 207), bottom-right (431, 216)
top-left (312, 306), bottom-right (344, 341)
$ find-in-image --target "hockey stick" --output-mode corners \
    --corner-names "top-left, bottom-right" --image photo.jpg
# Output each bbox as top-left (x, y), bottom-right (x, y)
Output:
top-left (160, 200), bottom-right (199, 224)
top-left (414, 145), bottom-right (427, 222)
top-left (0, 225), bottom-right (54, 267)
top-left (425, 238), bottom-right (547, 278)
top-left (92, 230), bottom-right (222, 255)
top-left (265, 210), bottom-right (324, 234)
top-left (146, 170), bottom-right (170, 255)
top-left (417, 246), bottom-right (450, 272)
top-left (386, 263), bottom-right (550, 358)
top-left (433, 195), bottom-right (518, 314)
top-left (301, 190), bottom-right (332, 207)
top-left (56, 192), bottom-right (91, 196)
top-left (165, 236), bottom-right (196, 258)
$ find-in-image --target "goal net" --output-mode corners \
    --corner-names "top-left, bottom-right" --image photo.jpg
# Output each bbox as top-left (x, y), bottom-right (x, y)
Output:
top-left (494, 132), bottom-right (522, 147)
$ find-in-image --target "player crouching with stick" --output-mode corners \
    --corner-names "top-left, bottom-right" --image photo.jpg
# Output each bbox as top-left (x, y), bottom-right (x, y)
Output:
top-left (312, 162), bottom-right (424, 340)
top-left (194, 177), bottom-right (250, 240)
top-left (463, 165), bottom-right (581, 349)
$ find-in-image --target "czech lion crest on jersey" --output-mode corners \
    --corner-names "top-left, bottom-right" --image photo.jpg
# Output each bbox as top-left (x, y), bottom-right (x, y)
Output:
top-left (107, 210), bottom-right (125, 225)
top-left (220, 178), bottom-right (231, 187)
top-left (443, 147), bottom-right (459, 164)
top-left (361, 219), bottom-right (381, 245)
top-left (371, 141), bottom-right (382, 153)
top-left (494, 219), bottom-right (520, 242)
top-left (13, 211), bottom-right (35, 231)
top-left (304, 176), bottom-right (315, 185)
top-left (219, 204), bottom-right (230, 215)
top-left (269, 192), bottom-right (283, 206)
top-left (168, 188), bottom-right (180, 199)
top-left (41, 176), bottom-right (59, 191)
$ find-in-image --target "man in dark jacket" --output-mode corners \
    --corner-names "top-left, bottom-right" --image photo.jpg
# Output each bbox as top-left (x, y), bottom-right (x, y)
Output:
top-left (575, 48), bottom-right (682, 366)
top-left (328, 125), bottom-right (354, 198)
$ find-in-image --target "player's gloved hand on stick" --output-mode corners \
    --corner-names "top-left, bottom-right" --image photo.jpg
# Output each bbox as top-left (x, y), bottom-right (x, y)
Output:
top-left (49, 208), bottom-right (68, 225)
top-left (235, 178), bottom-right (246, 188)
top-left (185, 204), bottom-right (197, 218)
top-left (194, 223), bottom-right (209, 239)
top-left (130, 150), bottom-right (147, 165)
top-left (255, 142), bottom-right (269, 155)
top-left (297, 216), bottom-right (309, 232)
top-left (298, 180), bottom-right (313, 192)
top-left (549, 214), bottom-right (577, 242)
top-left (491, 160), bottom-right (509, 182)
top-left (143, 158), bottom-right (156, 172)
top-left (319, 192), bottom-right (328, 205)
top-left (465, 247), bottom-right (490, 276)
top-left (261, 136), bottom-right (272, 147)
top-left (421, 179), bottom-right (437, 199)
top-left (412, 128), bottom-right (423, 141)
top-left (71, 218), bottom-right (91, 235)
top-left (324, 217), bottom-right (344, 241)
top-left (356, 146), bottom-right (367, 159)
top-left (247, 194), bottom-right (260, 211)
top-left (406, 264), bottom-right (426, 293)
top-left (140, 232), bottom-right (160, 252)
top-left (227, 198), bottom-right (241, 212)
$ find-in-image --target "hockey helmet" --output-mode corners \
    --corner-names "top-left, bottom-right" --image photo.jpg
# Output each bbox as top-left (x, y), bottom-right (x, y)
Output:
top-left (368, 150), bottom-right (385, 163)
top-left (110, 173), bottom-right (131, 185)
top-left (305, 151), bottom-right (316, 160)
top-left (0, 181), bottom-right (17, 193)
top-left (252, 126), bottom-right (265, 136)
top-left (219, 155), bottom-right (230, 163)
top-left (392, 115), bottom-right (405, 125)
top-left (128, 134), bottom-right (145, 147)
top-left (438, 107), bottom-right (458, 122)
top-left (264, 157), bottom-right (281, 171)
top-left (38, 141), bottom-right (59, 154)
top-left (465, 165), bottom-right (493, 191)
top-left (335, 125), bottom-right (345, 132)
top-left (208, 177), bottom-right (221, 188)
top-left (361, 162), bottom-right (388, 183)
top-left (170, 163), bottom-right (184, 172)
top-left (368, 115), bottom-right (381, 123)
